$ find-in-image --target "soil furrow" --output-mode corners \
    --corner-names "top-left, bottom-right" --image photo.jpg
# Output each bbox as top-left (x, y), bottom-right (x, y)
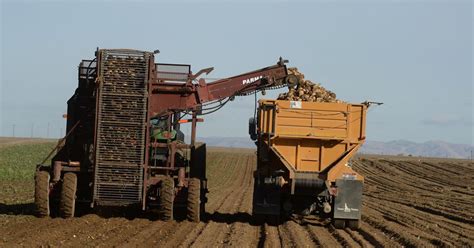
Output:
top-left (179, 153), bottom-right (255, 247)
top-left (306, 224), bottom-right (340, 248)
top-left (281, 220), bottom-right (318, 247)
top-left (260, 223), bottom-right (280, 248)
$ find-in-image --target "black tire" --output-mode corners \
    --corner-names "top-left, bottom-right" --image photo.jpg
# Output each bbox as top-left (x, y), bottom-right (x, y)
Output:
top-left (34, 171), bottom-right (50, 217)
top-left (187, 178), bottom-right (201, 222)
top-left (160, 177), bottom-right (174, 221)
top-left (333, 219), bottom-right (346, 229)
top-left (60, 173), bottom-right (77, 218)
top-left (347, 219), bottom-right (360, 230)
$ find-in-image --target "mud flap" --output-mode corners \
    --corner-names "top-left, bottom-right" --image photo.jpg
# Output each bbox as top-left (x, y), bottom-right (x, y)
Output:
top-left (333, 179), bottom-right (363, 220)
top-left (190, 143), bottom-right (206, 180)
top-left (252, 174), bottom-right (280, 215)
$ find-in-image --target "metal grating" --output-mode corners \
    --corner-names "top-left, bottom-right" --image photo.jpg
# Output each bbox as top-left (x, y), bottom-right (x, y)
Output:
top-left (79, 60), bottom-right (97, 79)
top-left (156, 63), bottom-right (190, 82)
top-left (93, 49), bottom-right (150, 205)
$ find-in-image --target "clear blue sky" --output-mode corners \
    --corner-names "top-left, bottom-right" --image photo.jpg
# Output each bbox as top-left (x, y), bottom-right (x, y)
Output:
top-left (1, 0), bottom-right (472, 145)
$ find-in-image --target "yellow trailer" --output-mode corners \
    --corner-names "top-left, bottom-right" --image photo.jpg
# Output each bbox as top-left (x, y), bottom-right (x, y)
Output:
top-left (249, 99), bottom-right (369, 229)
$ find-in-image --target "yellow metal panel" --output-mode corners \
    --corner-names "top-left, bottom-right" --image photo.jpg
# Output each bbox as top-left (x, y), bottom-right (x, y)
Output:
top-left (320, 143), bottom-right (348, 171)
top-left (300, 160), bottom-right (318, 172)
top-left (277, 117), bottom-right (347, 129)
top-left (259, 99), bottom-right (367, 179)
top-left (298, 139), bottom-right (320, 172)
top-left (278, 110), bottom-right (347, 121)
top-left (276, 100), bottom-right (348, 112)
top-left (349, 105), bottom-right (365, 142)
top-left (277, 126), bottom-right (347, 138)
top-left (272, 138), bottom-right (298, 170)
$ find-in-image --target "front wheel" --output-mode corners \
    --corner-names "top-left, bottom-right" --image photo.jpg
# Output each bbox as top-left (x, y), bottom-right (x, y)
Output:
top-left (187, 178), bottom-right (201, 222)
top-left (60, 173), bottom-right (77, 218)
top-left (159, 177), bottom-right (174, 221)
top-left (34, 171), bottom-right (50, 217)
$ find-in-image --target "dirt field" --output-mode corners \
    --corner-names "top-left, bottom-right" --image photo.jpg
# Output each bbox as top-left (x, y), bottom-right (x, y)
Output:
top-left (1, 146), bottom-right (473, 247)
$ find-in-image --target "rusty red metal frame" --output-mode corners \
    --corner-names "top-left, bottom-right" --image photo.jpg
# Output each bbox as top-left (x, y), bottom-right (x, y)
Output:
top-left (77, 51), bottom-right (290, 210)
top-left (143, 54), bottom-right (155, 209)
top-left (148, 61), bottom-right (287, 117)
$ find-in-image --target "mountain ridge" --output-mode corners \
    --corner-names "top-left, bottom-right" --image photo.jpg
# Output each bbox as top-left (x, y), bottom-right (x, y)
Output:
top-left (198, 137), bottom-right (473, 159)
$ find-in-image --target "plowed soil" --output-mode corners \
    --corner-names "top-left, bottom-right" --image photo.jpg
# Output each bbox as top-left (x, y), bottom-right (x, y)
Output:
top-left (1, 148), bottom-right (473, 247)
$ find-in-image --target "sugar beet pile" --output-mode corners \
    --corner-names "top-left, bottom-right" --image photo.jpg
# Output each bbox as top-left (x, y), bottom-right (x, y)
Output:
top-left (278, 68), bottom-right (343, 103)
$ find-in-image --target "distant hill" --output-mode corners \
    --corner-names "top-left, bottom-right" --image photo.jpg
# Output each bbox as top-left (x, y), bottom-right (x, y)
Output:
top-left (198, 137), bottom-right (254, 148)
top-left (198, 137), bottom-right (473, 159)
top-left (359, 140), bottom-right (473, 159)
top-left (3, 136), bottom-right (470, 159)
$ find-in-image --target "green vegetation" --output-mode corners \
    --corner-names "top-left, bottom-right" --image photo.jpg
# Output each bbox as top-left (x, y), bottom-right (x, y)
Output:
top-left (0, 142), bottom-right (55, 181)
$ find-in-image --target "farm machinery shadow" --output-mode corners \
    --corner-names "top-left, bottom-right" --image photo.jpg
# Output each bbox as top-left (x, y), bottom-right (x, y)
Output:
top-left (0, 202), bottom-right (256, 224)
top-left (206, 211), bottom-right (258, 225)
top-left (0, 202), bottom-right (335, 228)
top-left (0, 202), bottom-right (36, 216)
top-left (0, 202), bottom-right (143, 220)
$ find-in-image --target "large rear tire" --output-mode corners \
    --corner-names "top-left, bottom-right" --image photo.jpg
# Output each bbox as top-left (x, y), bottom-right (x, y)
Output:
top-left (160, 177), bottom-right (174, 221)
top-left (34, 171), bottom-right (50, 217)
top-left (60, 173), bottom-right (77, 218)
top-left (187, 178), bottom-right (201, 222)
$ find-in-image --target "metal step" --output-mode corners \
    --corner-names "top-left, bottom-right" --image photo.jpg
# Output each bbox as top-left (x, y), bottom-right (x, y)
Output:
top-left (93, 49), bottom-right (150, 206)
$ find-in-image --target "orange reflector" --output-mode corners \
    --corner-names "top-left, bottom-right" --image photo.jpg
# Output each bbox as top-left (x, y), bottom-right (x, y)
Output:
top-left (178, 118), bottom-right (204, 124)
